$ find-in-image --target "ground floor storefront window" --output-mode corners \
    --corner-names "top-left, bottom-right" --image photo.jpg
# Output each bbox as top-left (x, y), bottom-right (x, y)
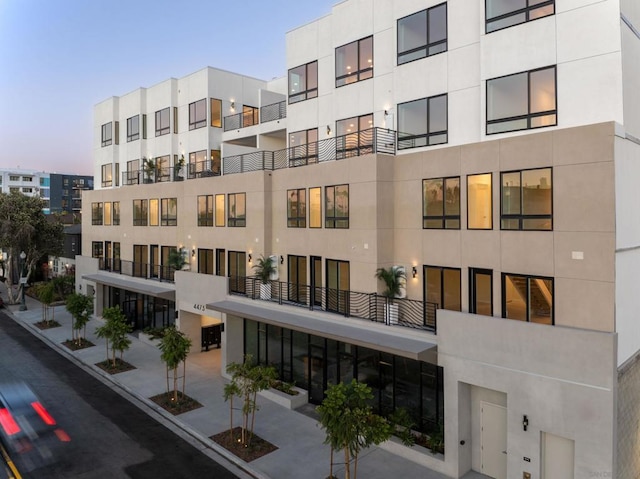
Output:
top-left (244, 319), bottom-right (444, 434)
top-left (104, 286), bottom-right (175, 331)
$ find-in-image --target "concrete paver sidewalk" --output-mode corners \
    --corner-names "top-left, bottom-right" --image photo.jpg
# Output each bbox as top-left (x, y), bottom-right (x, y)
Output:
top-left (0, 285), bottom-right (458, 479)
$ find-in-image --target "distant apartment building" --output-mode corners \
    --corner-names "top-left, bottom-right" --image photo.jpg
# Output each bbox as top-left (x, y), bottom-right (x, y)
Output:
top-left (77, 1), bottom-right (640, 478)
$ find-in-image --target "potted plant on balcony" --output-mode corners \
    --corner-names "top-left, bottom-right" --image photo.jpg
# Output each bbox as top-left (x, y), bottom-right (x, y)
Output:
top-left (374, 265), bottom-right (406, 325)
top-left (142, 157), bottom-right (156, 184)
top-left (173, 155), bottom-right (185, 181)
top-left (253, 255), bottom-right (276, 300)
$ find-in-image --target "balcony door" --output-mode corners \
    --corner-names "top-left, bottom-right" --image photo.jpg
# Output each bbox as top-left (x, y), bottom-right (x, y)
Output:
top-left (288, 255), bottom-right (307, 304)
top-left (326, 259), bottom-right (349, 314)
top-left (229, 251), bottom-right (247, 294)
top-left (150, 245), bottom-right (159, 278)
top-left (469, 268), bottom-right (493, 316)
top-left (311, 256), bottom-right (322, 307)
top-left (104, 241), bottom-right (112, 270)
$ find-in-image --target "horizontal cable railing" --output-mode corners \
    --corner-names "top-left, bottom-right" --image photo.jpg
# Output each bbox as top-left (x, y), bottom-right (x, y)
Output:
top-left (260, 100), bottom-right (286, 123)
top-left (231, 276), bottom-right (437, 332)
top-left (98, 259), bottom-right (176, 283)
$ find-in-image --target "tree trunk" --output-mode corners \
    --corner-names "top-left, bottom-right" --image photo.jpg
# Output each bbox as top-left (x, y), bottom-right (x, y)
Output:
top-left (172, 366), bottom-right (178, 402)
top-left (344, 448), bottom-right (351, 479)
top-left (329, 448), bottom-right (334, 478)
top-left (354, 452), bottom-right (358, 479)
top-left (229, 396), bottom-right (234, 442)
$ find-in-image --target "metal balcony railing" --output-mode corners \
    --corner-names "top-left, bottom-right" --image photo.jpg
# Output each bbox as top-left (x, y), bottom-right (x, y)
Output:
top-left (229, 276), bottom-right (438, 332)
top-left (98, 258), bottom-right (177, 283)
top-left (260, 100), bottom-right (286, 123)
top-left (122, 166), bottom-right (187, 186)
top-left (223, 127), bottom-right (397, 175)
top-left (187, 159), bottom-right (221, 179)
top-left (223, 107), bottom-right (260, 131)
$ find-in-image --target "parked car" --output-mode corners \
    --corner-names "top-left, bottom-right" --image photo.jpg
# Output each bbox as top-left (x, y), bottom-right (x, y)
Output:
top-left (0, 382), bottom-right (70, 471)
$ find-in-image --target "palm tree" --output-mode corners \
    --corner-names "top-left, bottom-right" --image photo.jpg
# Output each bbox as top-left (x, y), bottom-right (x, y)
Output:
top-left (374, 266), bottom-right (406, 304)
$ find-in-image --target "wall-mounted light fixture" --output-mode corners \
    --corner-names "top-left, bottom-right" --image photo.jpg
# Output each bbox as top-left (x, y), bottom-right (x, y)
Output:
top-left (326, 125), bottom-right (331, 136)
top-left (248, 254), bottom-right (252, 263)
top-left (230, 100), bottom-right (235, 110)
top-left (192, 249), bottom-right (196, 258)
top-left (280, 255), bottom-right (284, 265)
top-left (412, 266), bottom-right (417, 278)
top-left (384, 109), bottom-right (388, 116)
top-left (523, 415), bottom-right (529, 431)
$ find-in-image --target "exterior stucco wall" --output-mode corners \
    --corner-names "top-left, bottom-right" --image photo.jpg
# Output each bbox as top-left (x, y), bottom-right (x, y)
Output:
top-left (617, 351), bottom-right (640, 479)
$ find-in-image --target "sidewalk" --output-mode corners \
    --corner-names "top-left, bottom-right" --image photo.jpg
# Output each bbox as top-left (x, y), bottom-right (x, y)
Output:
top-left (0, 286), bottom-right (463, 479)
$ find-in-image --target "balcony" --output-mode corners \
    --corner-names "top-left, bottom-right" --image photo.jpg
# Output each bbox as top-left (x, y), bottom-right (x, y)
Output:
top-left (122, 166), bottom-right (186, 186)
top-left (223, 101), bottom-right (286, 132)
top-left (223, 127), bottom-right (396, 175)
top-left (228, 276), bottom-right (438, 332)
top-left (98, 258), bottom-right (178, 283)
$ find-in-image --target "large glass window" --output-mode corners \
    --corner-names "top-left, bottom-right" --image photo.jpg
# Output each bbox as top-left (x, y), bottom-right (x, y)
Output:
top-left (92, 241), bottom-right (104, 259)
top-left (470, 268), bottom-right (493, 316)
top-left (487, 66), bottom-right (556, 134)
top-left (127, 115), bottom-right (140, 142)
top-left (502, 274), bottom-right (553, 324)
top-left (189, 99), bottom-right (207, 130)
top-left (155, 155), bottom-right (170, 182)
top-left (133, 199), bottom-right (148, 226)
top-left (229, 251), bottom-right (247, 294)
top-left (161, 198), bottom-right (177, 226)
top-left (335, 36), bottom-right (373, 87)
top-left (289, 61), bottom-right (318, 103)
top-left (198, 195), bottom-right (214, 227)
top-left (215, 194), bottom-right (225, 227)
top-left (486, 0), bottom-right (555, 33)
top-left (398, 95), bottom-right (447, 149)
top-left (210, 98), bottom-right (222, 128)
top-left (397, 3), bottom-right (447, 65)
top-left (155, 107), bottom-right (170, 136)
top-left (424, 266), bottom-right (461, 311)
top-left (104, 202), bottom-right (112, 226)
top-left (327, 259), bottom-right (350, 314)
top-left (287, 189), bottom-right (306, 228)
top-left (91, 202), bottom-right (103, 225)
top-left (228, 193), bottom-right (246, 227)
top-left (101, 122), bottom-right (112, 147)
top-left (501, 168), bottom-right (552, 230)
top-left (325, 185), bottom-right (349, 229)
top-left (101, 164), bottom-right (113, 188)
top-left (149, 199), bottom-right (159, 226)
top-left (198, 249), bottom-right (214, 275)
top-left (423, 177), bottom-right (460, 229)
top-left (309, 187), bottom-right (322, 228)
top-left (336, 114), bottom-right (373, 159)
top-left (467, 173), bottom-right (492, 229)
top-left (289, 128), bottom-right (318, 166)
top-left (216, 248), bottom-right (226, 276)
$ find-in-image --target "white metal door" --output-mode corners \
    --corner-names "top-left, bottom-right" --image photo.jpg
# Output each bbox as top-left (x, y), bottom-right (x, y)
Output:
top-left (542, 432), bottom-right (574, 479)
top-left (481, 402), bottom-right (507, 479)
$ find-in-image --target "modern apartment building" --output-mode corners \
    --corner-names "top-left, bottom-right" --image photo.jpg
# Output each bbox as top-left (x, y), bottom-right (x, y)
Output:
top-left (77, 1), bottom-right (640, 478)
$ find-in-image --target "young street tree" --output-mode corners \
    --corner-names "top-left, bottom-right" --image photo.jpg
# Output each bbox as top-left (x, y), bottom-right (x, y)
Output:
top-left (65, 292), bottom-right (93, 346)
top-left (159, 326), bottom-right (192, 402)
top-left (0, 191), bottom-right (64, 304)
top-left (95, 306), bottom-right (132, 367)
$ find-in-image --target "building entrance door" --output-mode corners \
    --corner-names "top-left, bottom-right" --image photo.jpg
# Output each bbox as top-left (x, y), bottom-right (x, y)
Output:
top-left (481, 402), bottom-right (507, 479)
top-left (542, 432), bottom-right (574, 478)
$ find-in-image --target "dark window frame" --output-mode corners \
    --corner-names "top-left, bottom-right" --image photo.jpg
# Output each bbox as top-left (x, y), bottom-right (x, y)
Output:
top-left (133, 199), bottom-right (148, 226)
top-left (198, 248), bottom-right (214, 275)
top-left (101, 122), bottom-right (112, 147)
top-left (160, 198), bottom-right (178, 226)
top-left (228, 193), bottom-right (246, 227)
top-left (422, 176), bottom-right (461, 229)
top-left (485, 0), bottom-right (555, 34)
top-left (397, 3), bottom-right (448, 65)
top-left (113, 201), bottom-right (120, 226)
top-left (325, 184), bottom-right (349, 229)
top-left (423, 265), bottom-right (462, 311)
top-left (500, 167), bottom-right (553, 231)
top-left (189, 99), bottom-right (207, 130)
top-left (466, 172), bottom-right (493, 230)
top-left (198, 194), bottom-right (214, 227)
top-left (91, 202), bottom-right (103, 225)
top-left (287, 188), bottom-right (307, 228)
top-left (101, 164), bottom-right (113, 188)
top-left (469, 268), bottom-right (493, 316)
top-left (288, 61), bottom-right (318, 104)
top-left (335, 36), bottom-right (373, 88)
top-left (155, 107), bottom-right (170, 136)
top-left (335, 113), bottom-right (374, 159)
top-left (127, 115), bottom-right (140, 142)
top-left (501, 273), bottom-right (554, 324)
top-left (397, 94), bottom-right (448, 149)
top-left (210, 98), bottom-right (222, 128)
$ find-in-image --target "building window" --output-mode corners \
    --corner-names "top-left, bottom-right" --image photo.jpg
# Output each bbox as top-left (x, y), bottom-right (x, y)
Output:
top-left (326, 259), bottom-right (350, 314)
top-left (398, 95), bottom-right (447, 149)
top-left (189, 99), bottom-right (207, 130)
top-left (198, 195), bottom-right (214, 226)
top-left (287, 189), bottom-right (306, 228)
top-left (216, 248), bottom-right (226, 276)
top-left (289, 61), bottom-right (318, 103)
top-left (101, 122), bottom-right (112, 147)
top-left (91, 202), bottom-right (103, 225)
top-left (104, 202), bottom-right (112, 226)
top-left (228, 193), bottom-right (246, 227)
top-left (336, 114), bottom-right (373, 158)
top-left (22, 188), bottom-right (32, 193)
top-left (9, 176), bottom-right (19, 181)
top-left (423, 177), bottom-right (460, 229)
top-left (9, 187), bottom-right (18, 193)
top-left (469, 268), bottom-right (492, 316)
top-left (211, 98), bottom-right (222, 128)
top-left (127, 115), bottom-right (140, 142)
top-left (467, 173), bottom-right (492, 229)
top-left (113, 201), bottom-right (120, 226)
top-left (486, 0), bottom-right (555, 33)
top-left (502, 274), bottom-right (553, 324)
top-left (155, 107), bottom-right (170, 136)
top-left (101, 164), bottom-right (113, 188)
top-left (147, 199), bottom-right (158, 226)
top-left (155, 155), bottom-right (171, 182)
top-left (92, 241), bottom-right (104, 259)
top-left (133, 199), bottom-right (148, 226)
top-left (487, 66), bottom-right (556, 134)
top-left (424, 266), bottom-right (461, 311)
top-left (215, 194), bottom-right (225, 227)
top-left (23, 176), bottom-right (32, 182)
top-left (397, 3), bottom-right (447, 65)
top-left (188, 150), bottom-right (208, 178)
top-left (289, 129), bottom-right (318, 166)
top-left (198, 249), bottom-right (214, 275)
top-left (161, 198), bottom-right (177, 226)
top-left (309, 187), bottom-right (322, 228)
top-left (242, 105), bottom-right (259, 128)
top-left (501, 168), bottom-right (552, 230)
top-left (325, 185), bottom-right (349, 229)
top-left (335, 36), bottom-right (373, 87)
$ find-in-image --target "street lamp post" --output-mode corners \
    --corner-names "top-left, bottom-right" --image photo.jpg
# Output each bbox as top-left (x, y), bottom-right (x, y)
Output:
top-left (19, 251), bottom-right (27, 311)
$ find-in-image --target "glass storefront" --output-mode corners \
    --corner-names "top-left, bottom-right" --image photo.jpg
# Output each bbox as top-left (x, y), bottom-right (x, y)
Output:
top-left (104, 285), bottom-right (175, 331)
top-left (244, 319), bottom-right (444, 434)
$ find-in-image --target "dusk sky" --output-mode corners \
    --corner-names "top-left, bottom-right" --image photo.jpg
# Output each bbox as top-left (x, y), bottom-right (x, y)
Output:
top-left (0, 0), bottom-right (335, 175)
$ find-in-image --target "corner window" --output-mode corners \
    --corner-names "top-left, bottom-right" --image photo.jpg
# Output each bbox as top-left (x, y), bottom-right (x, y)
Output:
top-left (487, 66), bottom-right (556, 134)
top-left (228, 193), bottom-right (246, 227)
top-left (502, 274), bottom-right (553, 324)
top-left (101, 122), bottom-right (112, 147)
top-left (133, 199), bottom-right (148, 226)
top-left (486, 0), bottom-right (555, 33)
top-left (336, 114), bottom-right (373, 159)
top-left (127, 115), bottom-right (140, 142)
top-left (101, 164), bottom-right (113, 188)
top-left (161, 198), bottom-right (178, 226)
top-left (325, 185), bottom-right (349, 229)
top-left (289, 61), bottom-right (318, 103)
top-left (155, 107), bottom-right (170, 136)
top-left (467, 173), bottom-right (492, 229)
top-left (210, 98), bottom-right (222, 128)
top-left (398, 94), bottom-right (447, 149)
top-left (287, 189), bottom-right (306, 228)
top-left (189, 99), bottom-right (207, 130)
top-left (397, 3), bottom-right (447, 65)
top-left (336, 36), bottom-right (373, 87)
top-left (501, 168), bottom-right (552, 230)
top-left (198, 195), bottom-right (214, 227)
top-left (423, 177), bottom-right (460, 229)
top-left (91, 202), bottom-right (103, 225)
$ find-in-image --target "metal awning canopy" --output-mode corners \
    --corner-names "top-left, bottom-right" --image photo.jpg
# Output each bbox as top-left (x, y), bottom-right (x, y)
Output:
top-left (208, 299), bottom-right (437, 362)
top-left (83, 273), bottom-right (176, 301)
